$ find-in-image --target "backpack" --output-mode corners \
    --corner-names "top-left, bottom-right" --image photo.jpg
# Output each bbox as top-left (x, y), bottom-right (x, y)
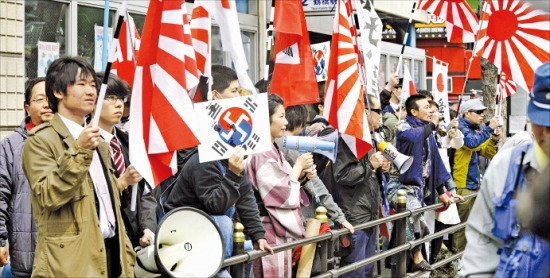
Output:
top-left (492, 143), bottom-right (550, 277)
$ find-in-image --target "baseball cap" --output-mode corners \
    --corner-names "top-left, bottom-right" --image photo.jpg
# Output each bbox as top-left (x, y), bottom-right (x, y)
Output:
top-left (527, 62), bottom-right (550, 127)
top-left (460, 98), bottom-right (487, 115)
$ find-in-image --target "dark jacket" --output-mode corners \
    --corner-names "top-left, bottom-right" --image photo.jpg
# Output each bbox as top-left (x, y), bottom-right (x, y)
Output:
top-left (115, 128), bottom-right (158, 248)
top-left (396, 116), bottom-right (449, 205)
top-left (163, 149), bottom-right (266, 242)
top-left (317, 128), bottom-right (380, 226)
top-left (0, 118), bottom-right (37, 276)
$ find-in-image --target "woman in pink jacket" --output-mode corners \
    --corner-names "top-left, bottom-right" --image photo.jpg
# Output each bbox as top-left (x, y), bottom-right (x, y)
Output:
top-left (247, 94), bottom-right (315, 278)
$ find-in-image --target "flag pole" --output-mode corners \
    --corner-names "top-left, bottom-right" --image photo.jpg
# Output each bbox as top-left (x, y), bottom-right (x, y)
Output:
top-left (92, 2), bottom-right (126, 127)
top-left (456, 0), bottom-right (489, 115)
top-left (264, 0), bottom-right (275, 84)
top-left (395, 1), bottom-right (417, 77)
top-left (102, 0), bottom-right (110, 71)
top-left (124, 8), bottom-right (137, 67)
top-left (395, 1), bottom-right (417, 121)
top-left (120, 2), bottom-right (140, 211)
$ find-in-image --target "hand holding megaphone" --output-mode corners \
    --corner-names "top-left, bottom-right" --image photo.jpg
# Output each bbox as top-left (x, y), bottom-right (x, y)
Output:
top-left (376, 141), bottom-right (414, 174)
top-left (369, 152), bottom-right (389, 171)
top-left (292, 152), bottom-right (315, 181)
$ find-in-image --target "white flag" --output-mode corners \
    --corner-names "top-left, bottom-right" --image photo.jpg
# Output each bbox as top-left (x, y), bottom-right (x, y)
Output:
top-left (432, 59), bottom-right (450, 124)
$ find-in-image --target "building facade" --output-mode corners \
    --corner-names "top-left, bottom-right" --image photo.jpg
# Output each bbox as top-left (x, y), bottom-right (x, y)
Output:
top-left (1, 0), bottom-right (426, 140)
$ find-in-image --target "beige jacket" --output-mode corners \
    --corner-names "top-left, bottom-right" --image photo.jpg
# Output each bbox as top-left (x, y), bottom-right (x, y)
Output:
top-left (22, 114), bottom-right (135, 277)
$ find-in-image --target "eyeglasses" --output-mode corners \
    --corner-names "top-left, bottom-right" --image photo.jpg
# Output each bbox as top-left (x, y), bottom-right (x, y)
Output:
top-left (104, 95), bottom-right (125, 103)
top-left (369, 108), bottom-right (382, 114)
top-left (30, 97), bottom-right (47, 105)
top-left (469, 109), bottom-right (485, 115)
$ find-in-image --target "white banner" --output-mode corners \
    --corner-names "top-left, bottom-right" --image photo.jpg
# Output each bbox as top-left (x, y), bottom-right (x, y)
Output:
top-left (356, 0), bottom-right (383, 96)
top-left (432, 59), bottom-right (450, 125)
top-left (311, 41), bottom-right (330, 82)
top-left (37, 41), bottom-right (59, 77)
top-left (195, 94), bottom-right (271, 163)
top-left (94, 25), bottom-right (113, 72)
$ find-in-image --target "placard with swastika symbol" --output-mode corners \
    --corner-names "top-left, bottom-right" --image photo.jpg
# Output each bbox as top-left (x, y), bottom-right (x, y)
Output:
top-left (195, 94), bottom-right (271, 163)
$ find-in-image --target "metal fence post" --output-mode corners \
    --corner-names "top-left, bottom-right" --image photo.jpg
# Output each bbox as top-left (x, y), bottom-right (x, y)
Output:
top-left (392, 190), bottom-right (407, 278)
top-left (316, 207), bottom-right (329, 273)
top-left (230, 222), bottom-right (245, 278)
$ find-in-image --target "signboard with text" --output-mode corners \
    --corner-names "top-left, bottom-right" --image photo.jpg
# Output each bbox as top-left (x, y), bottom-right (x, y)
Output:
top-left (37, 41), bottom-right (59, 77)
top-left (302, 0), bottom-right (337, 12)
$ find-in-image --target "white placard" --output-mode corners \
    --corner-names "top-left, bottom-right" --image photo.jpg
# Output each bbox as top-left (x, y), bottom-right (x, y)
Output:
top-left (195, 94), bottom-right (271, 163)
top-left (37, 41), bottom-right (59, 77)
top-left (311, 41), bottom-right (330, 82)
top-left (509, 115), bottom-right (528, 134)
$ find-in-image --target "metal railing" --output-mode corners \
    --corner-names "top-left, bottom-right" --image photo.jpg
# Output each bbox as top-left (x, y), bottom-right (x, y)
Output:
top-left (225, 191), bottom-right (478, 278)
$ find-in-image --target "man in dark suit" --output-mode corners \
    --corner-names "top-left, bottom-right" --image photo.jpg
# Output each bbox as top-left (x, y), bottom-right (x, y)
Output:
top-left (96, 72), bottom-right (157, 248)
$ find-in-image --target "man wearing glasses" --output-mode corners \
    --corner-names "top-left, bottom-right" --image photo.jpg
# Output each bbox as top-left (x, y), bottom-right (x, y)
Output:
top-left (0, 78), bottom-right (53, 277)
top-left (451, 98), bottom-right (500, 254)
top-left (95, 72), bottom-right (157, 250)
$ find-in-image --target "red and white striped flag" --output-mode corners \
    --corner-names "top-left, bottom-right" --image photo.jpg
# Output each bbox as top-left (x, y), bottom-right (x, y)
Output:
top-left (189, 1), bottom-right (211, 102)
top-left (417, 0), bottom-right (479, 43)
top-left (269, 0), bottom-right (319, 107)
top-left (112, 13), bottom-right (141, 87)
top-left (324, 0), bottom-right (372, 160)
top-left (474, 0), bottom-right (550, 93)
top-left (129, 0), bottom-right (201, 186)
top-left (499, 71), bottom-right (517, 100)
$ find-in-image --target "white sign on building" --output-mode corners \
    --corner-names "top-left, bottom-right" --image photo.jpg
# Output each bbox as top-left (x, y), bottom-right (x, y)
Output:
top-left (37, 41), bottom-right (59, 77)
top-left (94, 25), bottom-right (113, 72)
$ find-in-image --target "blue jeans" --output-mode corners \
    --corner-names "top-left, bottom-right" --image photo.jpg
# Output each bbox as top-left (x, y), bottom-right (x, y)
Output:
top-left (210, 214), bottom-right (235, 259)
top-left (339, 228), bottom-right (377, 278)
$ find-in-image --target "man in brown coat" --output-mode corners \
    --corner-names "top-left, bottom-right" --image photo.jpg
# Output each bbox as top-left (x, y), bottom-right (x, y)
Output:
top-left (22, 57), bottom-right (135, 277)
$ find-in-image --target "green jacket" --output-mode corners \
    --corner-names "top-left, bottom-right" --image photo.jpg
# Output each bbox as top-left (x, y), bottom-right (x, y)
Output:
top-left (22, 114), bottom-right (135, 277)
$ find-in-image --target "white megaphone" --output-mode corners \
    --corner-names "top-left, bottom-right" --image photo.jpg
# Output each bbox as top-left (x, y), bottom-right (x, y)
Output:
top-left (134, 207), bottom-right (225, 278)
top-left (282, 130), bottom-right (339, 162)
top-left (377, 141), bottom-right (413, 174)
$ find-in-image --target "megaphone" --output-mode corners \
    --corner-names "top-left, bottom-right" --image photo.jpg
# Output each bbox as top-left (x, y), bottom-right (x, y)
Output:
top-left (134, 207), bottom-right (225, 277)
top-left (282, 130), bottom-right (339, 162)
top-left (377, 141), bottom-right (413, 174)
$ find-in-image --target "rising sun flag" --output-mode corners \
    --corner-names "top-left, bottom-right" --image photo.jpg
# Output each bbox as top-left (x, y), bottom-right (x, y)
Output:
top-left (324, 0), bottom-right (372, 160)
top-left (129, 0), bottom-right (201, 186)
top-left (474, 0), bottom-right (550, 93)
top-left (417, 0), bottom-right (480, 43)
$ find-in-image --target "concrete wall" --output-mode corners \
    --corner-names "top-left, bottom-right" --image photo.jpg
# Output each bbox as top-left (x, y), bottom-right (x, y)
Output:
top-left (0, 0), bottom-right (26, 140)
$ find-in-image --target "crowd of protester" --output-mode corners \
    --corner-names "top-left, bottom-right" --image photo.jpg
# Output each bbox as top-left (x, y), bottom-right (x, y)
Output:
top-left (0, 57), bottom-right (549, 277)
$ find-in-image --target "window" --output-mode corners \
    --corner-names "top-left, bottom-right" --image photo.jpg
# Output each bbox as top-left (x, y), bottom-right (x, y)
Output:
top-left (129, 12), bottom-right (145, 34)
top-left (25, 1), bottom-right (68, 79)
top-left (378, 54), bottom-right (387, 93)
top-left (77, 5), bottom-right (116, 71)
top-left (414, 60), bottom-right (424, 90)
top-left (211, 26), bottom-right (257, 82)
